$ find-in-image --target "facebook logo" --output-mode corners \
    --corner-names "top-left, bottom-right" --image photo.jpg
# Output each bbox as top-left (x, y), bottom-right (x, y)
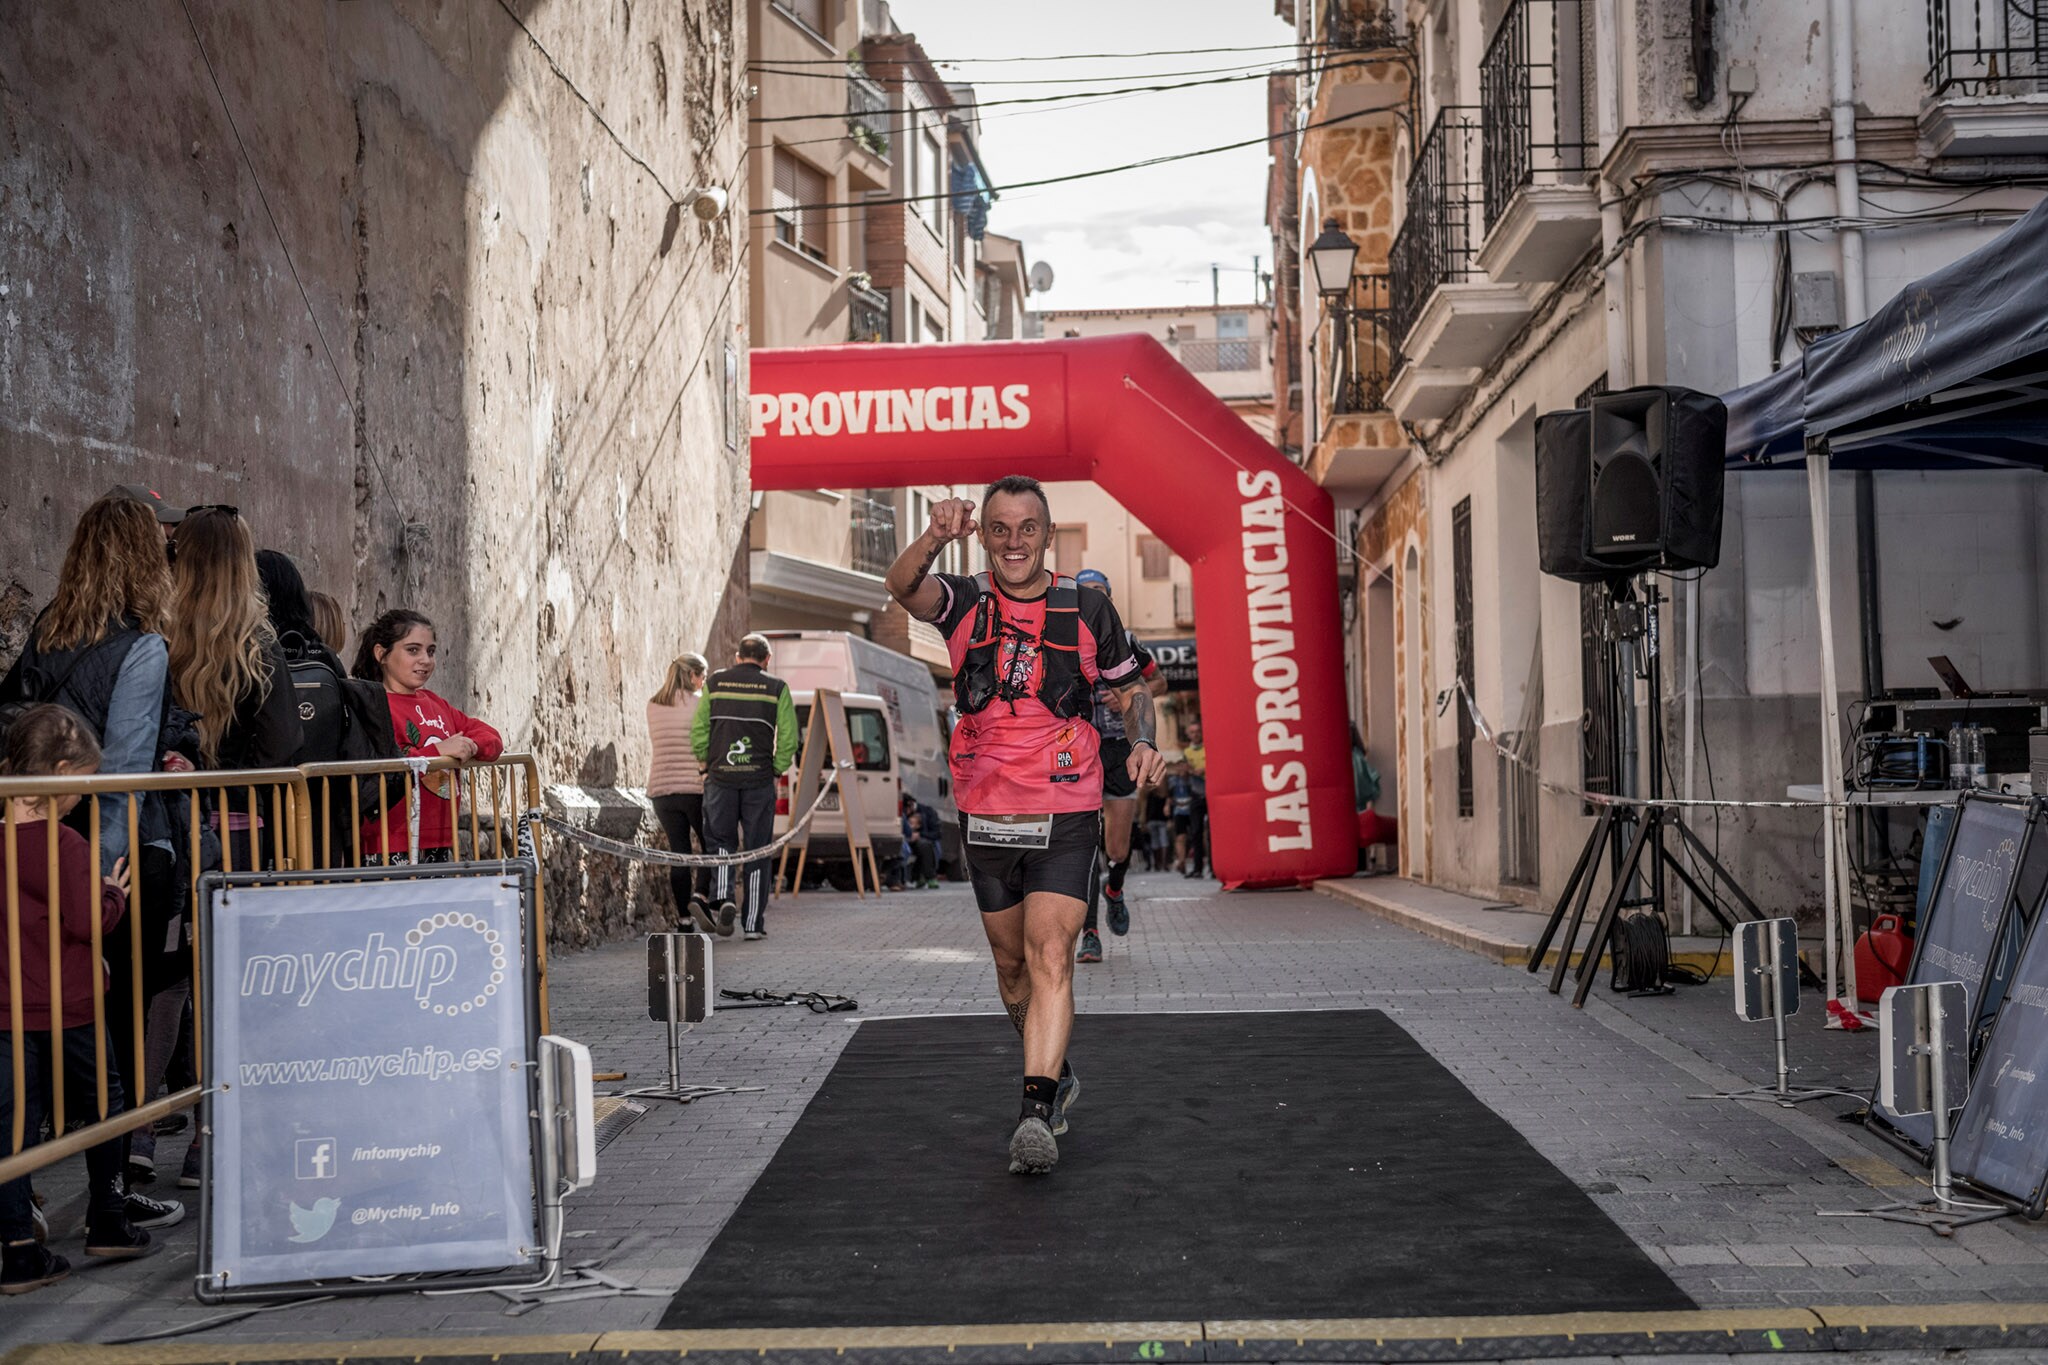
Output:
top-left (295, 1137), bottom-right (338, 1181)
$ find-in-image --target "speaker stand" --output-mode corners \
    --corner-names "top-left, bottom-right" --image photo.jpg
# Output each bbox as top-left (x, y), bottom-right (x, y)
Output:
top-left (1526, 579), bottom-right (1770, 1005)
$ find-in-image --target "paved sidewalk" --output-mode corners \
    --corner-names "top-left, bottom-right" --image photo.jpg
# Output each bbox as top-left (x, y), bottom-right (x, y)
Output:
top-left (3, 869), bottom-right (2044, 1354)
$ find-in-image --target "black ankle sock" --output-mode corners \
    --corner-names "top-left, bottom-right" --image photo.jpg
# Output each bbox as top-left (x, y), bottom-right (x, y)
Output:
top-left (1082, 900), bottom-right (1098, 931)
top-left (1022, 1075), bottom-right (1057, 1106)
top-left (1106, 857), bottom-right (1130, 893)
top-left (1059, 1059), bottom-right (1071, 1080)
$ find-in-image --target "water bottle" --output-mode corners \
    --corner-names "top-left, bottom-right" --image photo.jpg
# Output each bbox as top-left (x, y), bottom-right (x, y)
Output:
top-left (1950, 723), bottom-right (1969, 789)
top-left (1969, 724), bottom-right (1990, 790)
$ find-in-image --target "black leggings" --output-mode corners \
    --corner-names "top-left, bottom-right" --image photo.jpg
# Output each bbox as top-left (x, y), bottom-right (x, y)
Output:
top-left (652, 793), bottom-right (707, 909)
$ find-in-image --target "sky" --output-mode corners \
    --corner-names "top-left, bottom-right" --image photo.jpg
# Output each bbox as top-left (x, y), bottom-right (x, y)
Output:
top-left (883, 0), bottom-right (1299, 311)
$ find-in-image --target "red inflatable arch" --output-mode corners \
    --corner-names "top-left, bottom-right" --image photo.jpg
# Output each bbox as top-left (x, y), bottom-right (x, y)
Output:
top-left (749, 334), bottom-right (1354, 889)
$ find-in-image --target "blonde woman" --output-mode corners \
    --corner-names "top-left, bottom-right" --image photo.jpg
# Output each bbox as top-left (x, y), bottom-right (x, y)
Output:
top-left (165, 508), bottom-right (302, 818)
top-left (648, 652), bottom-right (718, 933)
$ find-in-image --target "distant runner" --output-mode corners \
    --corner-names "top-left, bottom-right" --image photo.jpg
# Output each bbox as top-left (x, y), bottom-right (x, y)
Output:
top-left (1071, 568), bottom-right (1164, 965)
top-left (885, 478), bottom-right (1165, 1175)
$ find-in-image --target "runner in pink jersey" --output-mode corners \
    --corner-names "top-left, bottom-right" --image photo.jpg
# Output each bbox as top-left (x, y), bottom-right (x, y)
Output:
top-left (885, 477), bottom-right (1166, 1175)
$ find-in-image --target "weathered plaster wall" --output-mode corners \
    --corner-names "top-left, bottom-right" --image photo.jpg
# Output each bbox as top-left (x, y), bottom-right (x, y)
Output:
top-left (0, 0), bottom-right (752, 944)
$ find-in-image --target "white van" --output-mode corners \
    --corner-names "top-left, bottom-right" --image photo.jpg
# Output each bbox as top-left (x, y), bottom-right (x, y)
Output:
top-left (772, 690), bottom-right (902, 890)
top-left (763, 630), bottom-right (960, 875)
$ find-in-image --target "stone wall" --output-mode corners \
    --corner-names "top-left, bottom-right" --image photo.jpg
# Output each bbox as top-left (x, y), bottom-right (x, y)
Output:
top-left (1, 0), bottom-right (752, 943)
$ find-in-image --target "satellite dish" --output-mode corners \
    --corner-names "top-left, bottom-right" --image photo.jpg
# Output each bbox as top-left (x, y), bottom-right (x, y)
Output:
top-left (1028, 260), bottom-right (1056, 294)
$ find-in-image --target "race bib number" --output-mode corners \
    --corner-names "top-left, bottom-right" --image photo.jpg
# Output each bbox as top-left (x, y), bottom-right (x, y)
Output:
top-left (966, 813), bottom-right (1053, 849)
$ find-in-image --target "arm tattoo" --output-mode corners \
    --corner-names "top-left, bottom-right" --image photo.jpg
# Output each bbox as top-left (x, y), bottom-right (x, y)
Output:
top-left (1123, 686), bottom-right (1157, 747)
top-left (903, 535), bottom-right (943, 596)
top-left (1005, 996), bottom-right (1030, 1037)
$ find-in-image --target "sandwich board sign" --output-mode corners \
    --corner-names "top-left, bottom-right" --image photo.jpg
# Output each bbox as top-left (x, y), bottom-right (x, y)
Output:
top-left (198, 865), bottom-right (543, 1300)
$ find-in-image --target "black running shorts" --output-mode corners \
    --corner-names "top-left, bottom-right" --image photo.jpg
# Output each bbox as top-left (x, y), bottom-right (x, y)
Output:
top-left (962, 811), bottom-right (1100, 913)
top-left (1099, 738), bottom-right (1137, 800)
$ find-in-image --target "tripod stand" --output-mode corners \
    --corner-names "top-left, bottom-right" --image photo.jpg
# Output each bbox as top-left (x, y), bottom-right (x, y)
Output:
top-left (1529, 578), bottom-right (1766, 1006)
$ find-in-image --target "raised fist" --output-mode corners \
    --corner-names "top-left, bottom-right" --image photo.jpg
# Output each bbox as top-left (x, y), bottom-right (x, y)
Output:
top-left (928, 498), bottom-right (979, 543)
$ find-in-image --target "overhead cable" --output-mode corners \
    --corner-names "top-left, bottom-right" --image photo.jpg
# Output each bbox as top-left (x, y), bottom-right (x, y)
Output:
top-left (747, 40), bottom-right (1312, 66)
top-left (750, 97), bottom-right (1406, 215)
top-left (751, 57), bottom-right (1319, 84)
top-left (750, 56), bottom-right (1382, 123)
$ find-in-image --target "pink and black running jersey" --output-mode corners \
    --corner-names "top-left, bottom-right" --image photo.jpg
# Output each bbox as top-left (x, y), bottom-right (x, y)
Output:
top-left (922, 572), bottom-right (1141, 815)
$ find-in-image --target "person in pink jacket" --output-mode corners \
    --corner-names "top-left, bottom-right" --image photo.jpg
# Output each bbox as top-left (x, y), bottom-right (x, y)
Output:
top-left (647, 653), bottom-right (718, 933)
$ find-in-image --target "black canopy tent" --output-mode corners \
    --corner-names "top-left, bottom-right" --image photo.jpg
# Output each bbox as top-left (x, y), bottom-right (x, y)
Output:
top-left (1720, 198), bottom-right (2048, 1006)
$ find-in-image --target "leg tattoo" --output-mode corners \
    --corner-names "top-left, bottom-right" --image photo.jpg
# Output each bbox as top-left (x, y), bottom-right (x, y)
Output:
top-left (1006, 996), bottom-right (1030, 1037)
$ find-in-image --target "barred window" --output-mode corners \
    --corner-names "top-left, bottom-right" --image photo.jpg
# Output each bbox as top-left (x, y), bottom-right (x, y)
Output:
top-left (774, 0), bottom-right (828, 38)
top-left (1138, 535), bottom-right (1172, 581)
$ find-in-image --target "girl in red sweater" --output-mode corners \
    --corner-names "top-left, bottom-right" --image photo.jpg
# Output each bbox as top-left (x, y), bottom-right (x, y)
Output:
top-left (348, 611), bottom-right (503, 865)
top-left (2, 705), bottom-right (152, 1294)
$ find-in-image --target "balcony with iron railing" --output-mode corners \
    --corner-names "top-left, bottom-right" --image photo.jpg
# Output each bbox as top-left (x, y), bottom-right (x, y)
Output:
top-left (1475, 0), bottom-right (1599, 284)
top-left (1177, 337), bottom-right (1264, 373)
top-left (1306, 273), bottom-right (1407, 505)
top-left (1319, 0), bottom-right (1401, 51)
top-left (847, 72), bottom-right (891, 161)
top-left (1385, 106), bottom-right (1534, 423)
top-left (849, 282), bottom-right (890, 343)
top-left (850, 491), bottom-right (898, 576)
top-left (1923, 0), bottom-right (2048, 155)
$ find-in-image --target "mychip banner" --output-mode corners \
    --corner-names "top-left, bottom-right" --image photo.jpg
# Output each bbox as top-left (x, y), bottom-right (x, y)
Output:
top-left (200, 868), bottom-right (541, 1298)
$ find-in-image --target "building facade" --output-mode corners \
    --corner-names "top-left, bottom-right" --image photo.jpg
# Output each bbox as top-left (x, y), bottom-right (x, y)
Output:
top-left (1, 0), bottom-right (753, 942)
top-left (1280, 0), bottom-right (2048, 914)
top-left (745, 0), bottom-right (1011, 673)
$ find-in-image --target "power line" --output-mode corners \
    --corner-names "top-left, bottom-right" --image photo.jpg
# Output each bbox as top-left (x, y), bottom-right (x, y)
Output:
top-left (750, 56), bottom-right (1377, 123)
top-left (753, 98), bottom-right (1405, 217)
top-left (751, 79), bottom-right (1170, 153)
top-left (751, 56), bottom-right (1313, 85)
top-left (748, 40), bottom-right (1311, 66)
top-left (176, 0), bottom-right (403, 519)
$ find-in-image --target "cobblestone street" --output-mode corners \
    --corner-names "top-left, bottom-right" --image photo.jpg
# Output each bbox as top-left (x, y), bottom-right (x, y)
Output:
top-left (4, 871), bottom-right (2044, 1355)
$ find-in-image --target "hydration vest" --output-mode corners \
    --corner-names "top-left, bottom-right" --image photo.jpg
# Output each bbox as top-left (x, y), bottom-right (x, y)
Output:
top-left (953, 572), bottom-right (1093, 719)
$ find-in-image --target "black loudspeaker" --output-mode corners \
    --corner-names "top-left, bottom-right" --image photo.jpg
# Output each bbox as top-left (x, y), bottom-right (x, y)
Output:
top-left (1535, 408), bottom-right (1632, 582)
top-left (1587, 386), bottom-right (1726, 571)
top-left (1534, 386), bottom-right (1728, 582)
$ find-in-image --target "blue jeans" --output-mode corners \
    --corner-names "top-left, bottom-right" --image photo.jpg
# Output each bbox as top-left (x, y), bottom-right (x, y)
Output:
top-left (1, 1029), bottom-right (130, 1241)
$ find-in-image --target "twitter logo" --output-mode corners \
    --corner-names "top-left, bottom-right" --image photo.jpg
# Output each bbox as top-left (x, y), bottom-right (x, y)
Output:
top-left (288, 1197), bottom-right (341, 1244)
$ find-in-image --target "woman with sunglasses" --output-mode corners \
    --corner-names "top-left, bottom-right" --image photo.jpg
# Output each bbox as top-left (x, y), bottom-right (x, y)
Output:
top-left (0, 493), bottom-right (190, 1230)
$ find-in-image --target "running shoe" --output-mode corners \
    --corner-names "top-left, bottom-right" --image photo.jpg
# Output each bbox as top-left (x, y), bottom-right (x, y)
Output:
top-left (687, 897), bottom-right (718, 936)
top-left (126, 1192), bottom-right (184, 1231)
top-left (0, 1243), bottom-right (69, 1295)
top-left (1105, 887), bottom-right (1130, 937)
top-left (743, 928), bottom-right (766, 942)
top-left (1076, 929), bottom-right (1102, 963)
top-left (1008, 1101), bottom-right (1059, 1175)
top-left (715, 901), bottom-right (738, 937)
top-left (1052, 1066), bottom-right (1080, 1137)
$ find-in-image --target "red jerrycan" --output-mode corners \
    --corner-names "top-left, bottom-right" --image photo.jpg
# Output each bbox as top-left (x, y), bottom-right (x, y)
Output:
top-left (1854, 913), bottom-right (1915, 1004)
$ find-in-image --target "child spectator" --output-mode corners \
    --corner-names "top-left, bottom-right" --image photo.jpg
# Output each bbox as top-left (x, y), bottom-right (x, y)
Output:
top-left (350, 610), bottom-right (503, 864)
top-left (1, 705), bottom-right (154, 1295)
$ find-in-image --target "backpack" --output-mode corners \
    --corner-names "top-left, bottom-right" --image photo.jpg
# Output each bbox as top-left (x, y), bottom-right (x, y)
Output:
top-left (279, 632), bottom-right (350, 765)
top-left (0, 631), bottom-right (125, 749)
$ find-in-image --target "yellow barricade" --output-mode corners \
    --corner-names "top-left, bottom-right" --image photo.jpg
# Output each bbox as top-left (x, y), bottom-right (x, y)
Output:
top-left (0, 767), bottom-right (315, 1186)
top-left (293, 753), bottom-right (549, 1025)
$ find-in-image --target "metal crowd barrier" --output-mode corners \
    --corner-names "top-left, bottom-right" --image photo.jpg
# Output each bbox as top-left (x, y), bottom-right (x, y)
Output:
top-left (295, 752), bottom-right (550, 1027)
top-left (0, 752), bottom-right (549, 1187)
top-left (0, 767), bottom-right (315, 1186)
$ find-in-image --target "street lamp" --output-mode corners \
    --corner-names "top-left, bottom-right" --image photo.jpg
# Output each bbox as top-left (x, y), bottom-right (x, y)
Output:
top-left (1307, 219), bottom-right (1378, 414)
top-left (1308, 219), bottom-right (1361, 298)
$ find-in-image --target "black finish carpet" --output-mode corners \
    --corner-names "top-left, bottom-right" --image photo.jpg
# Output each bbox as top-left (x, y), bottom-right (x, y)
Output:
top-left (661, 1009), bottom-right (1690, 1328)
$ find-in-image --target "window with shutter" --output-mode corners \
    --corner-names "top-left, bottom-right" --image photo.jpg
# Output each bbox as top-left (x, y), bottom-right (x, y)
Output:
top-left (1138, 536), bottom-right (1172, 580)
top-left (773, 149), bottom-right (828, 264)
top-left (774, 0), bottom-right (829, 38)
top-left (1052, 526), bottom-right (1086, 575)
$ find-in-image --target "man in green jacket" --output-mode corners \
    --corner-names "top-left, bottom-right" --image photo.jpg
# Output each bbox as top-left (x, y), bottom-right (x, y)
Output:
top-left (691, 633), bottom-right (799, 939)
